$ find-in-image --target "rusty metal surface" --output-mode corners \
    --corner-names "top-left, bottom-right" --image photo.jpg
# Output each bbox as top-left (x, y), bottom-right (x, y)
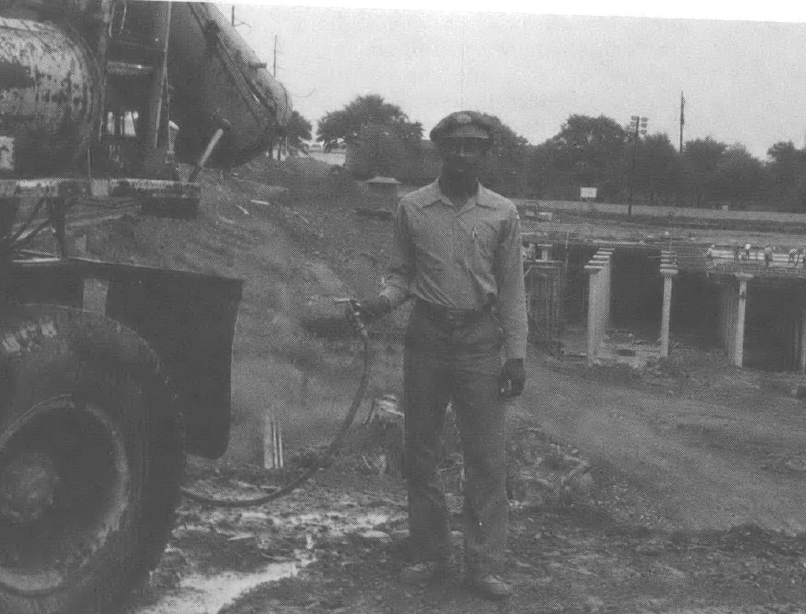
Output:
top-left (168, 2), bottom-right (292, 169)
top-left (196, 2), bottom-right (292, 127)
top-left (0, 178), bottom-right (200, 228)
top-left (0, 17), bottom-right (101, 177)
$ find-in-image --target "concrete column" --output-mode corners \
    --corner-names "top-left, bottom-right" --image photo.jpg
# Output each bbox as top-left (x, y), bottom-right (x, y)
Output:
top-left (799, 305), bottom-right (806, 374)
top-left (585, 248), bottom-right (614, 365)
top-left (726, 281), bottom-right (735, 358)
top-left (602, 254), bottom-right (612, 332)
top-left (660, 269), bottom-right (678, 358)
top-left (585, 264), bottom-right (602, 365)
top-left (718, 283), bottom-right (728, 354)
top-left (594, 248), bottom-right (614, 334)
top-left (733, 274), bottom-right (752, 367)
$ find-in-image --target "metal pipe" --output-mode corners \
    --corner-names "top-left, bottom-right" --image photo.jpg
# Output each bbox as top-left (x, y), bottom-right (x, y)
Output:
top-left (188, 120), bottom-right (231, 182)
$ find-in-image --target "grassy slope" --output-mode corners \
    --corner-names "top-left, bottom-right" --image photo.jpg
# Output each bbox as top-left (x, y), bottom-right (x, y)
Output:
top-left (81, 157), bottom-right (404, 462)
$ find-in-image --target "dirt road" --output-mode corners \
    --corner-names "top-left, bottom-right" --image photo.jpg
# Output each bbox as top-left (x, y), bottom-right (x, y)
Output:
top-left (527, 359), bottom-right (806, 534)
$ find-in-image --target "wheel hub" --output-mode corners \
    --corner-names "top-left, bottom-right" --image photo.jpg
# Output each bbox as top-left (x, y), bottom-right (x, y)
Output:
top-left (0, 396), bottom-right (130, 596)
top-left (0, 451), bottom-right (60, 526)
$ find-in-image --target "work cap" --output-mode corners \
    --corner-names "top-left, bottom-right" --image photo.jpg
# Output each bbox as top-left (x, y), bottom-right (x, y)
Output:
top-left (430, 111), bottom-right (494, 143)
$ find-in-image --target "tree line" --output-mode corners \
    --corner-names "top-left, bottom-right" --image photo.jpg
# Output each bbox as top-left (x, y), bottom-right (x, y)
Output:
top-left (529, 115), bottom-right (806, 211)
top-left (285, 94), bottom-right (806, 212)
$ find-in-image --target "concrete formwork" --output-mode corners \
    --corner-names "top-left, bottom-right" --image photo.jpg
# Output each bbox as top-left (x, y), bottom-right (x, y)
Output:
top-left (585, 248), bottom-right (613, 364)
top-left (659, 251), bottom-right (678, 358)
top-left (744, 281), bottom-right (806, 372)
top-left (582, 244), bottom-right (676, 365)
top-left (525, 234), bottom-right (806, 373)
top-left (710, 271), bottom-right (806, 371)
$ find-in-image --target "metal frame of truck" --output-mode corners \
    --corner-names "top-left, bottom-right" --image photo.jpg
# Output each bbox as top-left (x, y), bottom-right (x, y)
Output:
top-left (0, 2), bottom-right (289, 612)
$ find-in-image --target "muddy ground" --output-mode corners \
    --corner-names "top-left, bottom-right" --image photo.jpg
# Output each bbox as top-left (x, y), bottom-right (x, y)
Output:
top-left (64, 157), bottom-right (806, 613)
top-left (111, 374), bottom-right (806, 614)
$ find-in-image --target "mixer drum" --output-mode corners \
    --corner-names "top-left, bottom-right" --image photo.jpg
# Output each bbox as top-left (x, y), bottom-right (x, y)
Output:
top-left (0, 17), bottom-right (101, 178)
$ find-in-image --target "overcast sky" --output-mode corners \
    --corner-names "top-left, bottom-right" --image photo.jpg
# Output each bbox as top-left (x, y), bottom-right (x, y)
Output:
top-left (218, 2), bottom-right (806, 159)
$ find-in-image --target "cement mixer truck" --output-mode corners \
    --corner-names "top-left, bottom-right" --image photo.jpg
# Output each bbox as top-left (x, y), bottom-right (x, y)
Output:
top-left (0, 2), bottom-right (290, 612)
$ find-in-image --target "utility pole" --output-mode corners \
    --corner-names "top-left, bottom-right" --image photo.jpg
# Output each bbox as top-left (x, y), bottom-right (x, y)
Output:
top-left (679, 92), bottom-right (685, 153)
top-left (273, 35), bottom-right (277, 77)
top-left (628, 115), bottom-right (648, 216)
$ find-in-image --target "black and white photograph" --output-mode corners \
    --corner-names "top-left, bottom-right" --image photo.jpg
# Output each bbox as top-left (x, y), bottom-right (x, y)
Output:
top-left (1, 1), bottom-right (805, 612)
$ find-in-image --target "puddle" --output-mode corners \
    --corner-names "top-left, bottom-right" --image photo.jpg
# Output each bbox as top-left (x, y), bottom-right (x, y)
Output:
top-left (273, 511), bottom-right (395, 533)
top-left (121, 498), bottom-right (401, 613)
top-left (125, 556), bottom-right (313, 614)
top-left (203, 508), bottom-right (398, 536)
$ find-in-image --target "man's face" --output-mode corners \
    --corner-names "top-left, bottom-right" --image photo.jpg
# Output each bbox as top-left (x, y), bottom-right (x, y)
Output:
top-left (437, 137), bottom-right (490, 181)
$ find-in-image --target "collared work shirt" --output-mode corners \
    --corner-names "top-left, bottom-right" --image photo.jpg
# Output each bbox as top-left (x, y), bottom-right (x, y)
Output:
top-left (381, 180), bottom-right (528, 359)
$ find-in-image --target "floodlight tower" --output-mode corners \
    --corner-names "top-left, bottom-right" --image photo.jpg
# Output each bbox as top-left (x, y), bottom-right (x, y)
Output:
top-left (628, 115), bottom-right (648, 216)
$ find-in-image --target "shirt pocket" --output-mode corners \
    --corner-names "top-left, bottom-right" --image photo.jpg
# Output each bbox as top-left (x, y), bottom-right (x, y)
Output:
top-left (462, 219), bottom-right (498, 263)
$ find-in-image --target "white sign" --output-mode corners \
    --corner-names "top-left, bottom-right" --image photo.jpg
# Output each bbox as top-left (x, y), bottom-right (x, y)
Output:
top-left (580, 187), bottom-right (597, 200)
top-left (0, 137), bottom-right (14, 171)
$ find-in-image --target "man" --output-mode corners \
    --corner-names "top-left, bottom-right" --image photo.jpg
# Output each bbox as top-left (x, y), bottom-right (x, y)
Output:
top-left (353, 111), bottom-right (528, 600)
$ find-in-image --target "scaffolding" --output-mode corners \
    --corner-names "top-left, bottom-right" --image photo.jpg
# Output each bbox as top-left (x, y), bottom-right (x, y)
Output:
top-left (524, 260), bottom-right (564, 354)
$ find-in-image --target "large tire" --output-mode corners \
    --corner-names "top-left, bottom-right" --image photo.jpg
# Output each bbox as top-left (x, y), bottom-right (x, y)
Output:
top-left (0, 304), bottom-right (185, 614)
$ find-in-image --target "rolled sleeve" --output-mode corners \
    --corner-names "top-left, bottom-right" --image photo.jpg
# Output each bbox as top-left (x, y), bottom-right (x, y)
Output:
top-left (380, 201), bottom-right (415, 310)
top-left (496, 206), bottom-right (528, 359)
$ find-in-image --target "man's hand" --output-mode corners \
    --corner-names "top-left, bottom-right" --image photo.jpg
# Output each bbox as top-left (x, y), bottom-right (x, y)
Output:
top-left (498, 358), bottom-right (525, 399)
top-left (350, 296), bottom-right (391, 324)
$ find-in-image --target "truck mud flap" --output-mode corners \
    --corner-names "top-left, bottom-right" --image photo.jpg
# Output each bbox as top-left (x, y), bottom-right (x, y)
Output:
top-left (103, 265), bottom-right (242, 459)
top-left (6, 258), bottom-right (243, 458)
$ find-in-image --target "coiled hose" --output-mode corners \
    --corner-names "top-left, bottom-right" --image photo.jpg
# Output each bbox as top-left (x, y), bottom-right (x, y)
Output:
top-left (180, 302), bottom-right (371, 508)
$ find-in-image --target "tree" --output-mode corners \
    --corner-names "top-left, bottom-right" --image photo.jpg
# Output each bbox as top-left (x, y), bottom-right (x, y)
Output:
top-left (266, 111), bottom-right (312, 160)
top-left (469, 112), bottom-right (529, 192)
top-left (712, 145), bottom-right (766, 205)
top-left (634, 133), bottom-right (680, 203)
top-left (283, 111), bottom-right (312, 156)
top-left (546, 114), bottom-right (628, 199)
top-left (525, 142), bottom-right (559, 198)
top-left (767, 141), bottom-right (801, 184)
top-left (316, 94), bottom-right (422, 150)
top-left (682, 137), bottom-right (728, 207)
top-left (767, 141), bottom-right (806, 211)
top-left (352, 121), bottom-right (410, 178)
top-left (553, 115), bottom-right (627, 175)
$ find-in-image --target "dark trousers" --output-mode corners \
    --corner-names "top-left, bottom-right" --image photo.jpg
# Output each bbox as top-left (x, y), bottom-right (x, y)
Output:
top-left (403, 301), bottom-right (508, 575)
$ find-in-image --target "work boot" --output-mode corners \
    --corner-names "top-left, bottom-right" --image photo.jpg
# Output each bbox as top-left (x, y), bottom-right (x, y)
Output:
top-left (464, 573), bottom-right (512, 600)
top-left (400, 558), bottom-right (451, 585)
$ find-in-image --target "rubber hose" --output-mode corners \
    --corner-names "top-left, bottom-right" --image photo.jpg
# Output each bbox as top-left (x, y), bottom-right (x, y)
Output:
top-left (180, 328), bottom-right (371, 508)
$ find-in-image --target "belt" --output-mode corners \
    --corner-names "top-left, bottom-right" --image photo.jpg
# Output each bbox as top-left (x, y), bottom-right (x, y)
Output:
top-left (416, 299), bottom-right (492, 327)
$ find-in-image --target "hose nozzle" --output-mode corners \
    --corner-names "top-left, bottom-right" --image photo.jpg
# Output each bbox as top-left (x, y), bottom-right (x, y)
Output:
top-left (334, 298), bottom-right (368, 340)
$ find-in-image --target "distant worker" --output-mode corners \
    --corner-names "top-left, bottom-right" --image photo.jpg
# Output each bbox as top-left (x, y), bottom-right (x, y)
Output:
top-left (522, 240), bottom-right (536, 262)
top-left (351, 111), bottom-right (527, 601)
top-left (706, 245), bottom-right (715, 262)
top-left (799, 248), bottom-right (805, 267)
top-left (733, 242), bottom-right (740, 262)
top-left (789, 248), bottom-right (799, 267)
top-left (764, 245), bottom-right (773, 268)
top-left (743, 243), bottom-right (752, 261)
